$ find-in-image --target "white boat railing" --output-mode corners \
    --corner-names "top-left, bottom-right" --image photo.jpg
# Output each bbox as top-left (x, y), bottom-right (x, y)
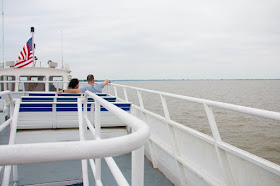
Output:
top-left (0, 90), bottom-right (150, 186)
top-left (108, 83), bottom-right (280, 186)
top-left (0, 80), bottom-right (70, 93)
top-left (81, 90), bottom-right (151, 186)
top-left (0, 90), bottom-right (15, 134)
top-left (0, 91), bottom-right (17, 186)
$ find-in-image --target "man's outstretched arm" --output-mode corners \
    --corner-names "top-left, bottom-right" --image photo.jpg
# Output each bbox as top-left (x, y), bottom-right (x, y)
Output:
top-left (104, 80), bottom-right (111, 85)
top-left (57, 89), bottom-right (81, 94)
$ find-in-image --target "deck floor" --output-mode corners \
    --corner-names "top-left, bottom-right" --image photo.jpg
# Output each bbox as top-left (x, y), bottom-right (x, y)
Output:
top-left (0, 127), bottom-right (173, 186)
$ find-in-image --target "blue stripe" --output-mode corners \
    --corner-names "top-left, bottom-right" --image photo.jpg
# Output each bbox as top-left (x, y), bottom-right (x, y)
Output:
top-left (55, 107), bottom-right (130, 112)
top-left (19, 108), bottom-right (52, 112)
top-left (57, 104), bottom-right (77, 107)
top-left (105, 98), bottom-right (116, 102)
top-left (20, 104), bottom-right (52, 108)
top-left (57, 98), bottom-right (78, 102)
top-left (100, 107), bottom-right (130, 111)
top-left (29, 93), bottom-right (56, 96)
top-left (57, 108), bottom-right (78, 111)
top-left (113, 104), bottom-right (131, 108)
top-left (58, 93), bottom-right (82, 97)
top-left (22, 98), bottom-right (54, 102)
top-left (56, 108), bottom-right (92, 112)
top-left (87, 98), bottom-right (116, 102)
top-left (96, 94), bottom-right (107, 96)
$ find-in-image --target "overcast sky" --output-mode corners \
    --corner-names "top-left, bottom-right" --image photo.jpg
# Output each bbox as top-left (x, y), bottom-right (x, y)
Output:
top-left (2, 0), bottom-right (280, 80)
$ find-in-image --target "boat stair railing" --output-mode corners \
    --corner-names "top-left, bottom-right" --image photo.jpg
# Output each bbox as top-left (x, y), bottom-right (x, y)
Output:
top-left (0, 90), bottom-right (150, 186)
top-left (108, 83), bottom-right (280, 186)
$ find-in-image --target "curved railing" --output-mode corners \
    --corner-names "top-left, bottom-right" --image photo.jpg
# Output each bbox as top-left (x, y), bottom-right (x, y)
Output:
top-left (0, 90), bottom-right (150, 186)
top-left (0, 91), bottom-right (17, 186)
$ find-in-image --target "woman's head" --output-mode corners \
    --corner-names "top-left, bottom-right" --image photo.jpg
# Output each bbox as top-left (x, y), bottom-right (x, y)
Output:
top-left (68, 78), bottom-right (79, 89)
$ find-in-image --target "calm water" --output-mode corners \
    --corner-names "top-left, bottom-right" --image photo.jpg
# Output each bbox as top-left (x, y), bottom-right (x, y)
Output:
top-left (111, 80), bottom-right (280, 165)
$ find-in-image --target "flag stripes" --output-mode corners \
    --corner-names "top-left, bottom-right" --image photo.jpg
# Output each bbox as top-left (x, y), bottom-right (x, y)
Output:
top-left (15, 38), bottom-right (33, 68)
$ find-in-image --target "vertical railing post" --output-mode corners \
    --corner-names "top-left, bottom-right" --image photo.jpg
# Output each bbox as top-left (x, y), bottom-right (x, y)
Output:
top-left (3, 76), bottom-right (7, 91)
top-left (114, 86), bottom-right (118, 98)
top-left (2, 100), bottom-right (20, 186)
top-left (160, 94), bottom-right (188, 185)
top-left (123, 87), bottom-right (129, 102)
top-left (23, 82), bottom-right (25, 94)
top-left (78, 97), bottom-right (89, 186)
top-left (137, 90), bottom-right (144, 110)
top-left (107, 84), bottom-right (111, 95)
top-left (132, 146), bottom-right (144, 186)
top-left (95, 99), bottom-right (101, 184)
top-left (13, 165), bottom-right (18, 183)
top-left (52, 96), bottom-right (57, 129)
top-left (203, 103), bottom-right (234, 186)
top-left (203, 103), bottom-right (221, 140)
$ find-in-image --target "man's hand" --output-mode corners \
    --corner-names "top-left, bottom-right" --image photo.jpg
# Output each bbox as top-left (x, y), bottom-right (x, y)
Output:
top-left (104, 80), bottom-right (111, 85)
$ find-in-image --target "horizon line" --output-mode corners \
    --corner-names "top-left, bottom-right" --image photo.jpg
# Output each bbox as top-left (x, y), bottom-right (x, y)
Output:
top-left (89, 78), bottom-right (280, 81)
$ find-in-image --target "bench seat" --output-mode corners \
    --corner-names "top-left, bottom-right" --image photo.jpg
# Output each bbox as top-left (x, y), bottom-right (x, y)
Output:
top-left (18, 97), bottom-right (131, 129)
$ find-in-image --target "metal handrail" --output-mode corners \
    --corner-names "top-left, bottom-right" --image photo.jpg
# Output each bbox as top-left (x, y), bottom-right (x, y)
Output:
top-left (0, 91), bottom-right (18, 186)
top-left (82, 91), bottom-right (149, 186)
top-left (0, 91), bottom-right (150, 186)
top-left (0, 91), bottom-right (14, 132)
top-left (108, 83), bottom-right (280, 185)
top-left (109, 83), bottom-right (280, 121)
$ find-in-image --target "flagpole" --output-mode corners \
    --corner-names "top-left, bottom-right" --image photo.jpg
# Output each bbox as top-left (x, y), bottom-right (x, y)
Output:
top-left (31, 27), bottom-right (35, 66)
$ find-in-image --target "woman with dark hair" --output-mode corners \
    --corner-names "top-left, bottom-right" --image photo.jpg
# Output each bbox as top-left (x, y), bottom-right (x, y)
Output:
top-left (68, 78), bottom-right (79, 89)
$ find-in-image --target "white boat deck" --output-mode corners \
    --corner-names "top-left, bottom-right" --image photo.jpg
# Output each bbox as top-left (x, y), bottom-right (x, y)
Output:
top-left (0, 127), bottom-right (173, 185)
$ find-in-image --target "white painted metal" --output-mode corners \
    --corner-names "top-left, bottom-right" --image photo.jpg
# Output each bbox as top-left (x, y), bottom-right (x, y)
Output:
top-left (52, 96), bottom-right (57, 129)
top-left (114, 86), bottom-right (118, 98)
top-left (0, 66), bottom-right (70, 91)
top-left (83, 91), bottom-right (150, 186)
top-left (13, 165), bottom-right (18, 183)
top-left (0, 91), bottom-right (149, 186)
top-left (123, 87), bottom-right (129, 102)
top-left (109, 83), bottom-right (280, 186)
top-left (0, 117), bottom-right (11, 132)
top-left (78, 98), bottom-right (89, 186)
top-left (160, 94), bottom-right (188, 186)
top-left (0, 91), bottom-right (16, 185)
top-left (94, 100), bottom-right (101, 185)
top-left (204, 103), bottom-right (235, 186)
top-left (2, 99), bottom-right (20, 186)
top-left (132, 146), bottom-right (145, 186)
top-left (105, 157), bottom-right (130, 186)
top-left (137, 90), bottom-right (144, 109)
top-left (88, 159), bottom-right (103, 186)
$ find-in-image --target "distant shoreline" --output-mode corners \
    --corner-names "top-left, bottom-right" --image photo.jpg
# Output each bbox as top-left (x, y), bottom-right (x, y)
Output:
top-left (91, 79), bottom-right (280, 82)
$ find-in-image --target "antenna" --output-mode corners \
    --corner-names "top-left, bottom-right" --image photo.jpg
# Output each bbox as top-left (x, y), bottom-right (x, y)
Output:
top-left (2, 0), bottom-right (4, 68)
top-left (61, 31), bottom-right (64, 69)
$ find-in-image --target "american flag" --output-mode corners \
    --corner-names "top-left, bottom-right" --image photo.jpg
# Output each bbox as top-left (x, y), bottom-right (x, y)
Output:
top-left (14, 37), bottom-right (34, 68)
